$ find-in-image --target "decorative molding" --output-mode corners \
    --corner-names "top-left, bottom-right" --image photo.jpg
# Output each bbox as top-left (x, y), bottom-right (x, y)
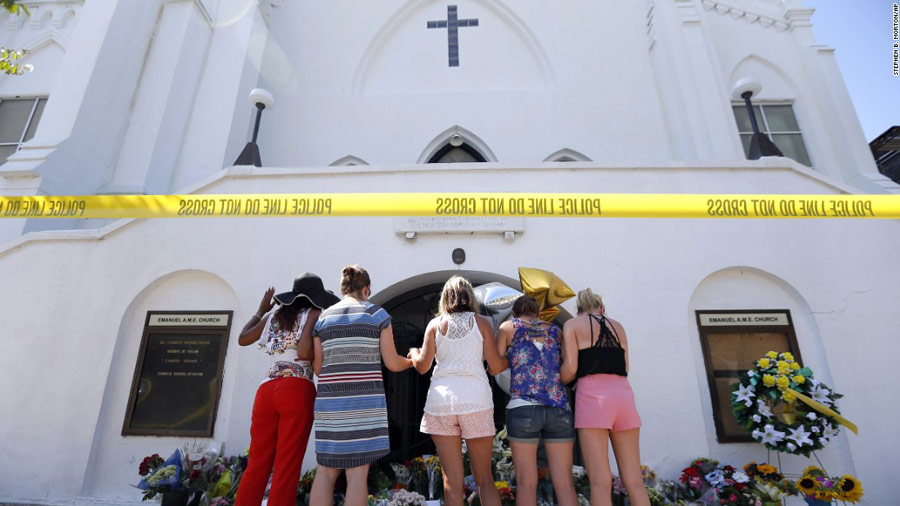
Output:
top-left (543, 148), bottom-right (592, 162)
top-left (417, 125), bottom-right (498, 164)
top-left (329, 155), bottom-right (369, 167)
top-left (4, 1), bottom-right (81, 31)
top-left (644, 0), bottom-right (657, 50)
top-left (699, 0), bottom-right (791, 32)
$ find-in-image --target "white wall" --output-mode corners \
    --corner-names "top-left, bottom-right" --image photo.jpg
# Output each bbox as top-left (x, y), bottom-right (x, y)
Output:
top-left (0, 161), bottom-right (897, 503)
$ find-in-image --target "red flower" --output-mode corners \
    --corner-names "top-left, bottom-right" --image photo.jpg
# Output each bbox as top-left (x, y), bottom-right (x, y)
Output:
top-left (190, 470), bottom-right (201, 481)
top-left (735, 483), bottom-right (746, 491)
top-left (729, 493), bottom-right (737, 502)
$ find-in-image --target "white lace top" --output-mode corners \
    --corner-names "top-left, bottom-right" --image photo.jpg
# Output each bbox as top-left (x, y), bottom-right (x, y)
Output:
top-left (423, 312), bottom-right (493, 416)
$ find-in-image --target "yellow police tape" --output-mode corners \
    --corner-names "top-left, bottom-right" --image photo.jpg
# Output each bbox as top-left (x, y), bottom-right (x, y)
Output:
top-left (0, 193), bottom-right (897, 219)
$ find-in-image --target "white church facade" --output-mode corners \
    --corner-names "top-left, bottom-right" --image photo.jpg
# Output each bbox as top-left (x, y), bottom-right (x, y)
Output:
top-left (0, 0), bottom-right (898, 504)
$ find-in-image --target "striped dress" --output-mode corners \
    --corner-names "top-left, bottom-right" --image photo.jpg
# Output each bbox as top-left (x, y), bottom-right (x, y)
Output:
top-left (313, 299), bottom-right (391, 468)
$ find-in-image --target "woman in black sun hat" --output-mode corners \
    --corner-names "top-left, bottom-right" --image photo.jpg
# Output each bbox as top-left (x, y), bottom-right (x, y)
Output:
top-left (234, 273), bottom-right (339, 506)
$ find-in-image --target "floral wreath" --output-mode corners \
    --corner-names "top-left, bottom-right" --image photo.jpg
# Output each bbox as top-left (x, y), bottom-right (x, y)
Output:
top-left (731, 351), bottom-right (854, 456)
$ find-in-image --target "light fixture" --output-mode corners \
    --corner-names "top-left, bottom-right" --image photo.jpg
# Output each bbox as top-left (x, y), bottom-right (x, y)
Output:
top-left (452, 248), bottom-right (466, 265)
top-left (449, 133), bottom-right (464, 147)
top-left (233, 88), bottom-right (275, 167)
top-left (731, 78), bottom-right (783, 160)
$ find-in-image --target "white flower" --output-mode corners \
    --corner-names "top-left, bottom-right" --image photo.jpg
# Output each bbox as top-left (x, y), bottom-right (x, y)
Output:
top-left (748, 370), bottom-right (756, 377)
top-left (572, 465), bottom-right (585, 479)
top-left (811, 426), bottom-right (820, 433)
top-left (788, 425), bottom-right (813, 447)
top-left (806, 412), bottom-right (817, 421)
top-left (757, 400), bottom-right (774, 418)
top-left (752, 429), bottom-right (762, 439)
top-left (758, 424), bottom-right (786, 445)
top-left (733, 470), bottom-right (750, 484)
top-left (823, 424), bottom-right (840, 442)
top-left (786, 442), bottom-right (797, 451)
top-left (734, 383), bottom-right (756, 406)
top-left (752, 414), bottom-right (762, 423)
top-left (808, 378), bottom-right (820, 388)
top-left (809, 385), bottom-right (832, 405)
top-left (705, 469), bottom-right (725, 486)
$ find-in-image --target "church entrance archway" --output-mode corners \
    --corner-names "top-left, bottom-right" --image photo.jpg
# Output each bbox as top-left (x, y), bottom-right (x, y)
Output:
top-left (371, 270), bottom-right (520, 462)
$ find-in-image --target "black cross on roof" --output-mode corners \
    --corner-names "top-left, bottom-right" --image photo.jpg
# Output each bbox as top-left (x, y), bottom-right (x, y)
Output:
top-left (427, 5), bottom-right (479, 67)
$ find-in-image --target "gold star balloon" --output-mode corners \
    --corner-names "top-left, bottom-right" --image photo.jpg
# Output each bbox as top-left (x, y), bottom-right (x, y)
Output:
top-left (518, 267), bottom-right (575, 321)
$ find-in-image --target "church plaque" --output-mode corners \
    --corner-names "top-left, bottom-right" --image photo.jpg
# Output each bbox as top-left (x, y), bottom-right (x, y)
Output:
top-left (122, 311), bottom-right (233, 436)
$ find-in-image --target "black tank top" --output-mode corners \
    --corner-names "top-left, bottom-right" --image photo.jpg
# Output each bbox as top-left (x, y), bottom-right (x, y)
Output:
top-left (575, 314), bottom-right (627, 378)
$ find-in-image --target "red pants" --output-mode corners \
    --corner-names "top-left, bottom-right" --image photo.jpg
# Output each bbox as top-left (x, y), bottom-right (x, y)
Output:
top-left (235, 377), bottom-right (315, 506)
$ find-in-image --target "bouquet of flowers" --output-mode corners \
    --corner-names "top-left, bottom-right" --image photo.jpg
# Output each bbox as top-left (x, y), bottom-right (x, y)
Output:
top-left (536, 467), bottom-right (555, 506)
top-left (406, 457), bottom-right (429, 497)
top-left (425, 455), bottom-right (443, 500)
top-left (181, 441), bottom-right (224, 495)
top-left (679, 458), bottom-right (757, 505)
top-left (495, 481), bottom-right (515, 506)
top-left (492, 427), bottom-right (514, 482)
top-left (137, 449), bottom-right (185, 501)
top-left (387, 489), bottom-right (426, 506)
top-left (795, 466), bottom-right (863, 504)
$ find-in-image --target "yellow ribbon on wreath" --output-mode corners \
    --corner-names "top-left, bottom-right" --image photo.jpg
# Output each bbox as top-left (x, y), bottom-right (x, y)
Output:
top-left (786, 388), bottom-right (858, 435)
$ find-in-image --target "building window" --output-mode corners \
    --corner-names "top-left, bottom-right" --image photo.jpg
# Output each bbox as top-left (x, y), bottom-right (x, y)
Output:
top-left (427, 143), bottom-right (487, 163)
top-left (695, 310), bottom-right (802, 442)
top-left (0, 97), bottom-right (47, 164)
top-left (732, 103), bottom-right (812, 167)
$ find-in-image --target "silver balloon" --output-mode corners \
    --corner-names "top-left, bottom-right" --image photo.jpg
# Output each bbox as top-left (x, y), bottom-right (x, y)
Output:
top-left (474, 282), bottom-right (522, 395)
top-left (473, 282), bottom-right (522, 332)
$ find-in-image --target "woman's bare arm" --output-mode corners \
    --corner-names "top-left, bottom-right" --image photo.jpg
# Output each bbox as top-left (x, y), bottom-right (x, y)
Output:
top-left (560, 319), bottom-right (579, 384)
top-left (410, 319), bottom-right (438, 375)
top-left (295, 308), bottom-right (320, 361)
top-left (238, 287), bottom-right (274, 346)
top-left (380, 324), bottom-right (413, 372)
top-left (478, 315), bottom-right (508, 375)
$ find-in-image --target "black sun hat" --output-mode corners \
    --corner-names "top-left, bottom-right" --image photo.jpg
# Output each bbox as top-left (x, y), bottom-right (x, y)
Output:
top-left (273, 273), bottom-right (340, 309)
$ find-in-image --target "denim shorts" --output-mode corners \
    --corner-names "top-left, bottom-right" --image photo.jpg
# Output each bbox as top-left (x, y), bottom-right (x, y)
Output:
top-left (506, 405), bottom-right (575, 444)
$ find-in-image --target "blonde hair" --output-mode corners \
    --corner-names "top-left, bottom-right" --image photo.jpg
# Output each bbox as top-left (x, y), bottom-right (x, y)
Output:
top-left (576, 288), bottom-right (605, 315)
top-left (438, 276), bottom-right (478, 314)
top-left (341, 265), bottom-right (370, 295)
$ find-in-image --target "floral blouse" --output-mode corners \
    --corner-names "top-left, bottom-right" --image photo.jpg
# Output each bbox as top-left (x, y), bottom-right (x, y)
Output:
top-left (508, 318), bottom-right (570, 410)
top-left (257, 310), bottom-right (314, 383)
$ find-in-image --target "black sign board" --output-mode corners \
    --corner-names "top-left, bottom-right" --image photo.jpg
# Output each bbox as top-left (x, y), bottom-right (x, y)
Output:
top-left (122, 311), bottom-right (233, 436)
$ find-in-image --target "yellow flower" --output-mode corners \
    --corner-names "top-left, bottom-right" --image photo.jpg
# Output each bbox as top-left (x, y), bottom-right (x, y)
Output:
top-left (792, 375), bottom-right (805, 384)
top-left (815, 490), bottom-right (836, 501)
top-left (757, 358), bottom-right (771, 369)
top-left (762, 374), bottom-right (776, 387)
top-left (790, 362), bottom-right (801, 371)
top-left (782, 390), bottom-right (796, 402)
top-left (777, 361), bottom-right (791, 374)
top-left (802, 465), bottom-right (826, 477)
top-left (766, 351), bottom-right (778, 359)
top-left (782, 352), bottom-right (794, 362)
top-left (776, 376), bottom-right (790, 390)
top-left (757, 464), bottom-right (778, 475)
top-left (837, 475), bottom-right (864, 503)
top-left (797, 476), bottom-right (818, 496)
top-left (495, 481), bottom-right (510, 489)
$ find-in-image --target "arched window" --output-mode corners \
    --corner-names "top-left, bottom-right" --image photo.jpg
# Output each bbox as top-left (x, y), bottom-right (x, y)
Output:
top-left (418, 126), bottom-right (496, 163)
top-left (427, 142), bottom-right (487, 163)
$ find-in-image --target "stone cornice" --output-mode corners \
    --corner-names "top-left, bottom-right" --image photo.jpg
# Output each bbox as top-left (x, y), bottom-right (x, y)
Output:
top-left (699, 0), bottom-right (795, 32)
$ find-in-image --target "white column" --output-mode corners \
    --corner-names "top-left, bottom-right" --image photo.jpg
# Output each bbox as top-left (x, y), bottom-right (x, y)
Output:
top-left (0, 0), bottom-right (165, 242)
top-left (103, 0), bottom-right (212, 195)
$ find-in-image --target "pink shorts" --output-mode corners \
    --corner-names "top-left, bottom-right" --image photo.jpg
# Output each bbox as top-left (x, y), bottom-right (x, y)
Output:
top-left (574, 374), bottom-right (642, 432)
top-left (420, 409), bottom-right (495, 439)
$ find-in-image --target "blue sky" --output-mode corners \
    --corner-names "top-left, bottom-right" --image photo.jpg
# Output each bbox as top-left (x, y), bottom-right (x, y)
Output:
top-left (805, 0), bottom-right (899, 141)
